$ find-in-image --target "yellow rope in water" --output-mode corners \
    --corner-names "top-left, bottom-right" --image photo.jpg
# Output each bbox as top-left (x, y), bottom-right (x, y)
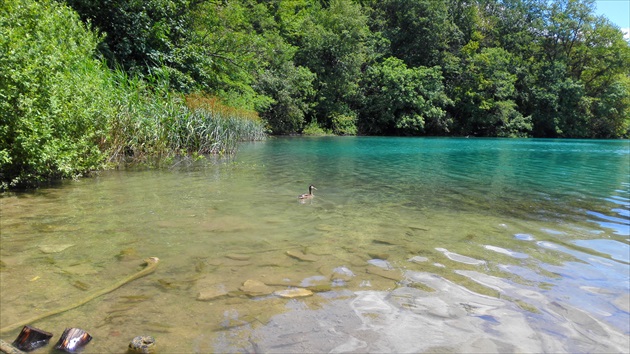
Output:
top-left (0, 257), bottom-right (160, 335)
top-left (0, 339), bottom-right (25, 354)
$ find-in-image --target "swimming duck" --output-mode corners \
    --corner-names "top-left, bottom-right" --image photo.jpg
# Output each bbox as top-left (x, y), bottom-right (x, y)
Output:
top-left (298, 185), bottom-right (317, 199)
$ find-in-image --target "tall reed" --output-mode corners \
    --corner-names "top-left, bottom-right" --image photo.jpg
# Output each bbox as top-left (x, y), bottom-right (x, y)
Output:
top-left (106, 72), bottom-right (266, 166)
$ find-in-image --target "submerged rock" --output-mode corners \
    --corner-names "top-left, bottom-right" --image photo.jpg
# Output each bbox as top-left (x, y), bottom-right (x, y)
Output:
top-left (197, 284), bottom-right (229, 301)
top-left (368, 252), bottom-right (390, 260)
top-left (408, 256), bottom-right (429, 264)
top-left (300, 275), bottom-right (330, 292)
top-left (306, 284), bottom-right (332, 292)
top-left (366, 266), bottom-right (402, 281)
top-left (436, 248), bottom-right (487, 265)
top-left (116, 247), bottom-right (139, 261)
top-left (39, 244), bottom-right (74, 254)
top-left (225, 253), bottom-right (251, 261)
top-left (274, 288), bottom-right (313, 298)
top-left (286, 250), bottom-right (318, 262)
top-left (367, 259), bottom-right (393, 270)
top-left (331, 266), bottom-right (355, 282)
top-left (240, 279), bottom-right (273, 297)
top-left (372, 239), bottom-right (397, 246)
top-left (63, 263), bottom-right (100, 276)
top-left (128, 336), bottom-right (157, 354)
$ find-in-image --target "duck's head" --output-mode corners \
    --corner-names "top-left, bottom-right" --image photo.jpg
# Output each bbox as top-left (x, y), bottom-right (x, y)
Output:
top-left (309, 185), bottom-right (317, 192)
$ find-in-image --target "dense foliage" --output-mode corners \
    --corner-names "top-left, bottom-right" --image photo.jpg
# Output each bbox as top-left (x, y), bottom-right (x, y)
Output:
top-left (1, 0), bottom-right (629, 188)
top-left (56, 0), bottom-right (628, 138)
top-left (0, 0), bottom-right (265, 189)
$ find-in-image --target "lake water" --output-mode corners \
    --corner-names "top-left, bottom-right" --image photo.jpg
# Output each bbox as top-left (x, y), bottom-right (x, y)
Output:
top-left (1, 137), bottom-right (629, 353)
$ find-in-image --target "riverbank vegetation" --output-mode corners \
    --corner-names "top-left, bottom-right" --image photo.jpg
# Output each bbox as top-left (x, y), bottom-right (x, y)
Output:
top-left (1, 0), bottom-right (629, 188)
top-left (0, 0), bottom-right (265, 189)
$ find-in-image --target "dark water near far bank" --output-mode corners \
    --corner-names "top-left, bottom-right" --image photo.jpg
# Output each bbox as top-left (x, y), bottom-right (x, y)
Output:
top-left (1, 137), bottom-right (629, 352)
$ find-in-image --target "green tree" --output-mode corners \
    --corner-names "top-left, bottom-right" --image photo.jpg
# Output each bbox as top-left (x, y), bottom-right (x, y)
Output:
top-left (256, 62), bottom-right (316, 134)
top-left (187, 1), bottom-right (264, 106)
top-left (62, 0), bottom-right (200, 89)
top-left (294, 0), bottom-right (372, 128)
top-left (590, 76), bottom-right (630, 138)
top-left (359, 57), bottom-right (451, 135)
top-left (452, 47), bottom-right (532, 137)
top-left (367, 0), bottom-right (455, 68)
top-left (236, 0), bottom-right (317, 134)
top-left (529, 0), bottom-right (630, 137)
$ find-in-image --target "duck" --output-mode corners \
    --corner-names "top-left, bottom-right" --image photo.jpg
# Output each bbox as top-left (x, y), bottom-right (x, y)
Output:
top-left (298, 185), bottom-right (317, 199)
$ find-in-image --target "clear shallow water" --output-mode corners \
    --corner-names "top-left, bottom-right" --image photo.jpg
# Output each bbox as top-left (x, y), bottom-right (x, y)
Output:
top-left (1, 137), bottom-right (629, 353)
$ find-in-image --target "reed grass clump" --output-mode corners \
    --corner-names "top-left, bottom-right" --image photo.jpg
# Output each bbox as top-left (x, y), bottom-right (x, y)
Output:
top-left (106, 74), bottom-right (266, 166)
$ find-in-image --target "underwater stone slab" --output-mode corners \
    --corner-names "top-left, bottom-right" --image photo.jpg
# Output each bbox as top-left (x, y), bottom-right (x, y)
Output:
top-left (367, 259), bottom-right (393, 270)
top-left (64, 263), bottom-right (100, 275)
top-left (240, 279), bottom-right (273, 297)
top-left (331, 266), bottom-right (355, 282)
top-left (225, 254), bottom-right (251, 261)
top-left (366, 266), bottom-right (403, 281)
top-left (39, 244), bottom-right (74, 254)
top-left (197, 284), bottom-right (229, 301)
top-left (286, 250), bottom-right (318, 262)
top-left (274, 288), bottom-right (313, 298)
top-left (408, 256), bottom-right (429, 263)
top-left (435, 248), bottom-right (487, 265)
top-left (372, 239), bottom-right (397, 245)
top-left (368, 252), bottom-right (390, 260)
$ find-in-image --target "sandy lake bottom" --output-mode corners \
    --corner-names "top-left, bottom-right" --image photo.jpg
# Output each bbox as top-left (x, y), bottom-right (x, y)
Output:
top-left (1, 137), bottom-right (629, 353)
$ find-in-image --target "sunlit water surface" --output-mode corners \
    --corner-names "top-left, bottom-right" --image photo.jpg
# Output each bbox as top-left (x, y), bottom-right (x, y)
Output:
top-left (1, 137), bottom-right (629, 353)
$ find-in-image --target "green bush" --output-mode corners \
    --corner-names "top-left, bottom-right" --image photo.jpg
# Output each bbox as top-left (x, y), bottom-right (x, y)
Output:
top-left (0, 0), bottom-right (113, 189)
top-left (107, 73), bottom-right (266, 165)
top-left (257, 63), bottom-right (316, 135)
top-left (302, 121), bottom-right (331, 136)
top-left (359, 57), bottom-right (451, 135)
top-left (331, 113), bottom-right (358, 135)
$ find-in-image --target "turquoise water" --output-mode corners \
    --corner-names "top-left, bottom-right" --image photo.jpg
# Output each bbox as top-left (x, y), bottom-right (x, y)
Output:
top-left (1, 137), bottom-right (629, 352)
